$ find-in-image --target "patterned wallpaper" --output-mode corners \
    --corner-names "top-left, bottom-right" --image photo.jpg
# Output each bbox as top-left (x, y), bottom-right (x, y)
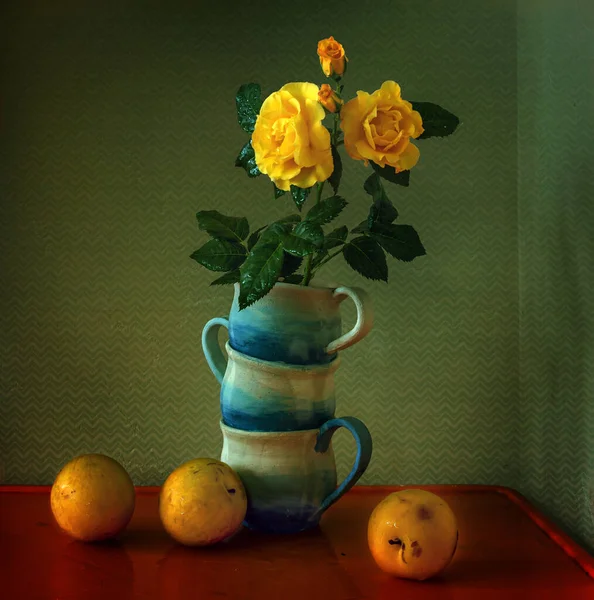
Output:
top-left (3, 0), bottom-right (588, 552)
top-left (517, 0), bottom-right (594, 552)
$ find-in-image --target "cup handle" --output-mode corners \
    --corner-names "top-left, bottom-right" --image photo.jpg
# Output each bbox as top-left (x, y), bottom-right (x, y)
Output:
top-left (325, 286), bottom-right (374, 355)
top-left (201, 317), bottom-right (230, 384)
top-left (313, 416), bottom-right (373, 516)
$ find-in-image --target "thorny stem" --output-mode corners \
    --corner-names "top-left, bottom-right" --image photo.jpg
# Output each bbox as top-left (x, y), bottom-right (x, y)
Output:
top-left (301, 181), bottom-right (325, 286)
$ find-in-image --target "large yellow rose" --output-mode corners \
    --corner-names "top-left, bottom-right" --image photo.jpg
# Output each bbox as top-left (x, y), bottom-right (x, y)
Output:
top-left (252, 82), bottom-right (333, 191)
top-left (340, 80), bottom-right (424, 172)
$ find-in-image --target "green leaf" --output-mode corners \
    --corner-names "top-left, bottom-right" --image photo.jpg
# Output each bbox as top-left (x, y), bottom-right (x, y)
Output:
top-left (236, 83), bottom-right (262, 134)
top-left (247, 226), bottom-right (266, 251)
top-left (412, 101), bottom-right (460, 139)
top-left (239, 241), bottom-right (284, 309)
top-left (371, 162), bottom-right (410, 187)
top-left (275, 214), bottom-right (301, 225)
top-left (364, 173), bottom-right (398, 228)
top-left (328, 146), bottom-right (343, 194)
top-left (282, 273), bottom-right (304, 285)
top-left (210, 270), bottom-right (241, 286)
top-left (294, 221), bottom-right (324, 248)
top-left (190, 239), bottom-right (247, 272)
top-left (369, 222), bottom-right (426, 262)
top-left (342, 236), bottom-right (388, 281)
top-left (257, 221), bottom-right (294, 247)
top-left (351, 220), bottom-right (369, 234)
top-left (323, 225), bottom-right (348, 250)
top-left (196, 210), bottom-right (249, 242)
top-left (280, 252), bottom-right (302, 277)
top-left (311, 250), bottom-right (328, 269)
top-left (281, 221), bottom-right (324, 257)
top-left (305, 195), bottom-right (347, 226)
top-left (273, 184), bottom-right (286, 199)
top-left (290, 185), bottom-right (312, 212)
top-left (235, 140), bottom-right (261, 178)
top-left (282, 236), bottom-right (316, 257)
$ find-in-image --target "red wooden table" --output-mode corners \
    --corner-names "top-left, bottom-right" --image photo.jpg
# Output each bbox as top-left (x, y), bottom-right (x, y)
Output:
top-left (2, 485), bottom-right (594, 599)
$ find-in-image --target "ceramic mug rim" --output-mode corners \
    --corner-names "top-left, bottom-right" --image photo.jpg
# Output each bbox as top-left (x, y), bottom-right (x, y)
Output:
top-left (232, 280), bottom-right (342, 297)
top-left (224, 341), bottom-right (341, 375)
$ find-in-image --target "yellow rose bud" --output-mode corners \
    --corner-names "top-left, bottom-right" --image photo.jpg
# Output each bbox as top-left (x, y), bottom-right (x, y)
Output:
top-left (318, 83), bottom-right (342, 113)
top-left (251, 82), bottom-right (333, 192)
top-left (317, 36), bottom-right (347, 78)
top-left (340, 80), bottom-right (424, 172)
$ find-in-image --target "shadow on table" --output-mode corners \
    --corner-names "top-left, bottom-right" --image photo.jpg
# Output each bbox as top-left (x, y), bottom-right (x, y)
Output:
top-left (156, 525), bottom-right (360, 600)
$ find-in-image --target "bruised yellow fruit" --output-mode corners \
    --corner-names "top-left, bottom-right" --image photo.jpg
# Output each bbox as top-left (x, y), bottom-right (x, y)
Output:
top-left (159, 458), bottom-right (247, 546)
top-left (50, 453), bottom-right (135, 542)
top-left (368, 489), bottom-right (458, 580)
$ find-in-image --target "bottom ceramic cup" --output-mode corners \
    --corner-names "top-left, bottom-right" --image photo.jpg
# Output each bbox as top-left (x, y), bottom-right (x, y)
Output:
top-left (219, 416), bottom-right (373, 534)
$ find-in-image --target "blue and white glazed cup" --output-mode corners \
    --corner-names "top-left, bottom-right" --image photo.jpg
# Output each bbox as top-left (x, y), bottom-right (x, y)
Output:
top-left (203, 281), bottom-right (374, 365)
top-left (219, 416), bottom-right (373, 534)
top-left (202, 336), bottom-right (340, 432)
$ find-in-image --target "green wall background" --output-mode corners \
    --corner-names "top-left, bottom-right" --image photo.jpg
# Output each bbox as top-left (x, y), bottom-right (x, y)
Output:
top-left (1, 1), bottom-right (591, 550)
top-left (517, 0), bottom-right (594, 551)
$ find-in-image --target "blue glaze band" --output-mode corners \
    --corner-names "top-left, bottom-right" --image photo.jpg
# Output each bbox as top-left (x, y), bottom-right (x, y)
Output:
top-left (221, 405), bottom-right (332, 432)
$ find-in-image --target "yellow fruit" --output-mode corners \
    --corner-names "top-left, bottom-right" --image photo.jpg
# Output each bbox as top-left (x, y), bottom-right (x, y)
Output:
top-left (368, 489), bottom-right (458, 580)
top-left (159, 458), bottom-right (247, 546)
top-left (50, 453), bottom-right (135, 542)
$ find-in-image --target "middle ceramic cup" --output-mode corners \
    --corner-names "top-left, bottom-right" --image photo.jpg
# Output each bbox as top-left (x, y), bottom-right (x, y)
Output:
top-left (202, 336), bottom-right (340, 432)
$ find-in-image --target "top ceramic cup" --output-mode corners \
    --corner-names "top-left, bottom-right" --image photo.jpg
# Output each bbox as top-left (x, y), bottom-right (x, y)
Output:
top-left (204, 281), bottom-right (374, 365)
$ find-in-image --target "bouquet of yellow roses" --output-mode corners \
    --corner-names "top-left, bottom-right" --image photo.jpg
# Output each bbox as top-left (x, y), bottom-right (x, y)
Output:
top-left (191, 37), bottom-right (459, 310)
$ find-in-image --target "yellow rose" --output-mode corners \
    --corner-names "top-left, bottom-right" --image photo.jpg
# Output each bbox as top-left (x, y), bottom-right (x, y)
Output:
top-left (340, 80), bottom-right (424, 171)
top-left (318, 83), bottom-right (342, 113)
top-left (317, 36), bottom-right (347, 78)
top-left (252, 82), bottom-right (333, 191)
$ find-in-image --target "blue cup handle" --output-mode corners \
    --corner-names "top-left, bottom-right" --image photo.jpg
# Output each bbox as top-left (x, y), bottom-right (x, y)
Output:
top-left (313, 416), bottom-right (373, 517)
top-left (201, 317), bottom-right (230, 384)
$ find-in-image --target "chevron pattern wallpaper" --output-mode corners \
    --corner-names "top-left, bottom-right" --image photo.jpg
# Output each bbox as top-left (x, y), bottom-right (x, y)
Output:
top-left (517, 0), bottom-right (594, 552)
top-left (1, 0), bottom-right (592, 551)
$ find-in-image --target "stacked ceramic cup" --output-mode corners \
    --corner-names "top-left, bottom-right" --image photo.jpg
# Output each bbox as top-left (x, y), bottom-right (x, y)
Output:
top-left (202, 282), bottom-right (374, 534)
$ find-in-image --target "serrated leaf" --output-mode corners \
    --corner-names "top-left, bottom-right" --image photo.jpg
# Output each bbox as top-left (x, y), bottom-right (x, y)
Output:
top-left (305, 195), bottom-right (347, 226)
top-left (196, 210), bottom-right (249, 242)
top-left (364, 173), bottom-right (398, 226)
top-left (190, 239), bottom-right (247, 272)
top-left (282, 236), bottom-right (316, 257)
top-left (282, 273), bottom-right (304, 285)
top-left (235, 140), bottom-right (261, 178)
top-left (294, 221), bottom-right (324, 247)
top-left (412, 101), bottom-right (460, 139)
top-left (280, 252), bottom-right (302, 277)
top-left (323, 225), bottom-right (348, 250)
top-left (351, 220), bottom-right (369, 234)
top-left (275, 214), bottom-right (301, 225)
top-left (371, 162), bottom-right (410, 187)
top-left (369, 222), bottom-right (426, 262)
top-left (328, 146), bottom-right (343, 194)
top-left (280, 219), bottom-right (324, 260)
top-left (273, 184), bottom-right (286, 199)
top-left (311, 250), bottom-right (328, 269)
top-left (236, 83), bottom-right (262, 134)
top-left (342, 236), bottom-right (388, 281)
top-left (239, 241), bottom-right (284, 309)
top-left (210, 270), bottom-right (241, 286)
top-left (290, 185), bottom-right (312, 212)
top-left (247, 226), bottom-right (266, 251)
top-left (258, 222), bottom-right (293, 246)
